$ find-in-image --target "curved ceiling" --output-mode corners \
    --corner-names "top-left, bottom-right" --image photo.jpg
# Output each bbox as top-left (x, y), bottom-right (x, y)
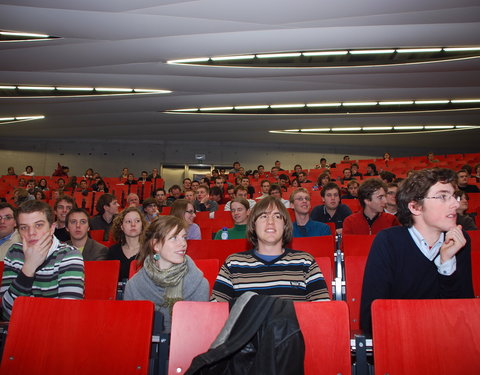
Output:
top-left (0, 0), bottom-right (479, 151)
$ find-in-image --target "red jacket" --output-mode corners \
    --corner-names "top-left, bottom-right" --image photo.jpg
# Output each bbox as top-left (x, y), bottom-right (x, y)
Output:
top-left (343, 212), bottom-right (400, 235)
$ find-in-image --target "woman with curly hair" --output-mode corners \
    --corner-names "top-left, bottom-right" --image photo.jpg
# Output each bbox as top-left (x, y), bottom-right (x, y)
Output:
top-left (107, 207), bottom-right (146, 281)
top-left (124, 215), bottom-right (209, 332)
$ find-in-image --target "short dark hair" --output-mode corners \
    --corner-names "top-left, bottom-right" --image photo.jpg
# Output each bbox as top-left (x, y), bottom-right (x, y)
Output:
top-left (358, 179), bottom-right (387, 208)
top-left (169, 184), bottom-right (181, 193)
top-left (54, 195), bottom-right (76, 210)
top-left (16, 200), bottom-right (54, 225)
top-left (321, 182), bottom-right (340, 197)
top-left (268, 184), bottom-right (282, 194)
top-left (246, 196), bottom-right (292, 248)
top-left (95, 193), bottom-right (116, 215)
top-left (142, 197), bottom-right (159, 210)
top-left (234, 185), bottom-right (247, 194)
top-left (210, 186), bottom-right (223, 197)
top-left (66, 208), bottom-right (91, 227)
top-left (0, 202), bottom-right (16, 214)
top-left (396, 168), bottom-right (457, 227)
top-left (380, 171), bottom-right (396, 183)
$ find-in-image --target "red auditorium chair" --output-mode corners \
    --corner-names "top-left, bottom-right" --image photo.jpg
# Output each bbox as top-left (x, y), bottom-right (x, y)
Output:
top-left (315, 256), bottom-right (333, 298)
top-left (0, 297), bottom-right (154, 375)
top-left (84, 260), bottom-right (120, 300)
top-left (472, 251), bottom-right (480, 298)
top-left (372, 299), bottom-right (480, 375)
top-left (187, 239), bottom-right (250, 265)
top-left (468, 230), bottom-right (480, 252)
top-left (168, 300), bottom-right (351, 375)
top-left (290, 236), bottom-right (336, 263)
top-left (344, 255), bottom-right (368, 332)
top-left (342, 234), bottom-right (375, 256)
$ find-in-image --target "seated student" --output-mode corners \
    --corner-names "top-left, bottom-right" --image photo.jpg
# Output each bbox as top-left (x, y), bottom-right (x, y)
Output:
top-left (53, 195), bottom-right (75, 242)
top-left (214, 198), bottom-right (250, 240)
top-left (193, 184), bottom-right (218, 212)
top-left (351, 163), bottom-right (363, 178)
top-left (268, 184), bottom-right (290, 208)
top-left (124, 216), bottom-right (209, 333)
top-left (365, 163), bottom-right (378, 176)
top-left (457, 169), bottom-right (480, 193)
top-left (310, 182), bottom-right (352, 234)
top-left (90, 193), bottom-right (119, 240)
top-left (339, 168), bottom-right (353, 184)
top-left (211, 196), bottom-right (330, 302)
top-left (240, 176), bottom-right (255, 198)
top-left (166, 185), bottom-right (184, 206)
top-left (360, 168), bottom-right (475, 335)
top-left (341, 180), bottom-right (360, 199)
top-left (343, 179), bottom-right (400, 235)
top-left (0, 203), bottom-right (21, 261)
top-left (66, 208), bottom-right (108, 261)
top-left (107, 207), bottom-right (146, 281)
top-left (290, 188), bottom-right (331, 238)
top-left (225, 185), bottom-right (256, 211)
top-left (384, 182), bottom-right (399, 215)
top-left (0, 200), bottom-right (84, 320)
top-left (455, 191), bottom-right (477, 231)
top-left (124, 173), bottom-right (138, 186)
top-left (142, 197), bottom-right (159, 223)
top-left (255, 179), bottom-right (271, 200)
top-left (170, 199), bottom-right (201, 240)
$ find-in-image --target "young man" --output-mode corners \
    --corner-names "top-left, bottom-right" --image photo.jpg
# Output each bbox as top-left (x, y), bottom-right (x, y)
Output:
top-left (340, 168), bottom-right (353, 184)
top-left (240, 177), bottom-right (255, 198)
top-left (384, 183), bottom-right (399, 215)
top-left (66, 208), bottom-right (108, 261)
top-left (154, 188), bottom-right (168, 208)
top-left (54, 195), bottom-right (76, 242)
top-left (342, 180), bottom-right (360, 199)
top-left (211, 196), bottom-right (329, 302)
top-left (360, 168), bottom-right (474, 334)
top-left (457, 169), bottom-right (480, 193)
top-left (90, 193), bottom-right (119, 239)
top-left (167, 185), bottom-right (184, 205)
top-left (0, 200), bottom-right (84, 320)
top-left (194, 184), bottom-right (218, 212)
top-left (256, 179), bottom-right (271, 200)
top-left (310, 183), bottom-right (352, 234)
top-left (342, 179), bottom-right (400, 235)
top-left (0, 203), bottom-right (21, 261)
top-left (184, 189), bottom-right (196, 203)
top-left (225, 186), bottom-right (256, 211)
top-left (142, 198), bottom-right (159, 223)
top-left (182, 178), bottom-right (192, 192)
top-left (297, 171), bottom-right (312, 184)
top-left (229, 161), bottom-right (241, 174)
top-left (290, 188), bottom-right (331, 238)
top-left (268, 184), bottom-right (290, 208)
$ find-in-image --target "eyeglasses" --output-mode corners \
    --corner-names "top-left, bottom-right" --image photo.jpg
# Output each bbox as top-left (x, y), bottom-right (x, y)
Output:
top-left (294, 196), bottom-right (311, 202)
top-left (0, 215), bottom-right (14, 221)
top-left (423, 193), bottom-right (461, 203)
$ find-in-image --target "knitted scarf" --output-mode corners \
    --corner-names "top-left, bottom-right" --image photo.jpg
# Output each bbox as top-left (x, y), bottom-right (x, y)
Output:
top-left (143, 255), bottom-right (188, 313)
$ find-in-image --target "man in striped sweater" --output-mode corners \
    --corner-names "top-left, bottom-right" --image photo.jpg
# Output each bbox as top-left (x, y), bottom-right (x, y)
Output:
top-left (211, 196), bottom-right (330, 302)
top-left (0, 200), bottom-right (84, 320)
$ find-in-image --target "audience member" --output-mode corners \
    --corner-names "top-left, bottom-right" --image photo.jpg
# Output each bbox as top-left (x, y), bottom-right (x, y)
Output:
top-left (184, 189), bottom-right (196, 203)
top-left (268, 184), bottom-right (290, 208)
top-left (53, 195), bottom-right (76, 242)
top-left (7, 167), bottom-right (16, 176)
top-left (343, 179), bottom-right (400, 235)
top-left (124, 216), bottom-right (209, 333)
top-left (0, 200), bottom-right (84, 320)
top-left (455, 191), bottom-right (477, 231)
top-left (167, 185), bottom-right (183, 205)
top-left (154, 188), bottom-right (168, 208)
top-left (90, 193), bottom-right (119, 239)
top-left (457, 169), bottom-right (480, 193)
top-left (66, 208), bottom-right (108, 261)
top-left (225, 186), bottom-right (256, 211)
top-left (194, 184), bottom-right (218, 212)
top-left (256, 180), bottom-right (271, 200)
top-left (108, 207), bottom-right (146, 281)
top-left (211, 196), bottom-right (330, 302)
top-left (171, 199), bottom-right (201, 240)
top-left (0, 203), bottom-right (21, 261)
top-left (360, 168), bottom-right (474, 334)
top-left (290, 188), bottom-right (331, 238)
top-left (310, 183), bottom-right (352, 234)
top-left (365, 163), bottom-right (378, 176)
top-left (126, 193), bottom-right (141, 208)
top-left (21, 165), bottom-right (35, 177)
top-left (124, 173), bottom-right (138, 186)
top-left (351, 163), bottom-right (362, 178)
top-left (340, 168), bottom-right (353, 184)
top-left (214, 198), bottom-right (250, 240)
top-left (384, 183), bottom-right (399, 215)
top-left (342, 180), bottom-right (360, 199)
top-left (142, 197), bottom-right (160, 223)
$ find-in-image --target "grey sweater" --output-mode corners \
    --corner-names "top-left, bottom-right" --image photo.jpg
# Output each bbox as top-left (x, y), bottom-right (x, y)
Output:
top-left (124, 255), bottom-right (210, 332)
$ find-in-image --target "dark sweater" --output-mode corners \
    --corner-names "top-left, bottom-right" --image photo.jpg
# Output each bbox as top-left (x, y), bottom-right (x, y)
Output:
top-left (360, 226), bottom-right (474, 335)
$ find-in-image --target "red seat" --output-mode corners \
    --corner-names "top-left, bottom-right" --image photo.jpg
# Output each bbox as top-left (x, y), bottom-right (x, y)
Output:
top-left (342, 198), bottom-right (361, 213)
top-left (342, 234), bottom-right (375, 256)
top-left (344, 255), bottom-right (368, 333)
top-left (468, 230), bottom-right (480, 252)
top-left (372, 299), bottom-right (480, 375)
top-left (187, 239), bottom-right (250, 265)
top-left (0, 297), bottom-right (154, 375)
top-left (290, 236), bottom-right (336, 264)
top-left (314, 257), bottom-right (333, 298)
top-left (168, 300), bottom-right (351, 375)
top-left (84, 260), bottom-right (120, 300)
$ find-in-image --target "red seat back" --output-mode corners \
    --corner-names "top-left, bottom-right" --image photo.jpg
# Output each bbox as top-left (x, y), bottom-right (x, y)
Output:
top-left (472, 251), bottom-right (480, 298)
top-left (290, 236), bottom-right (336, 264)
top-left (344, 255), bottom-right (368, 333)
top-left (84, 260), bottom-right (120, 300)
top-left (468, 230), bottom-right (480, 252)
top-left (372, 299), bottom-right (480, 375)
top-left (0, 297), bottom-right (154, 375)
top-left (314, 257), bottom-right (333, 298)
top-left (342, 234), bottom-right (375, 256)
top-left (194, 259), bottom-right (220, 293)
top-left (169, 301), bottom-right (351, 375)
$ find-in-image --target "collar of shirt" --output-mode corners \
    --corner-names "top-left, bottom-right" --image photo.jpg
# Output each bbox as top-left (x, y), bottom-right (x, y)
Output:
top-left (408, 225), bottom-right (444, 261)
top-left (47, 235), bottom-right (60, 258)
top-left (0, 231), bottom-right (15, 246)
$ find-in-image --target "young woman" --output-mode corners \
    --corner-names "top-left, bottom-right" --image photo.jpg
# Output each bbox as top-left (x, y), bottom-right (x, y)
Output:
top-left (37, 178), bottom-right (49, 191)
top-left (214, 198), bottom-right (250, 239)
top-left (34, 190), bottom-right (46, 201)
top-left (107, 207), bottom-right (146, 281)
top-left (170, 199), bottom-right (201, 239)
top-left (124, 216), bottom-right (209, 332)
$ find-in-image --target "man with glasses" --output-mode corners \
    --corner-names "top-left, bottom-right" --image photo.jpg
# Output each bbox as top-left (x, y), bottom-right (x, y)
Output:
top-left (360, 168), bottom-right (474, 334)
top-left (0, 203), bottom-right (21, 260)
top-left (290, 188), bottom-right (331, 237)
top-left (343, 179), bottom-right (400, 235)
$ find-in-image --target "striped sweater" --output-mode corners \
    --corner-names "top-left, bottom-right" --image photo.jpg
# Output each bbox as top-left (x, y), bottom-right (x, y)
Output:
top-left (211, 249), bottom-right (329, 302)
top-left (0, 236), bottom-right (84, 320)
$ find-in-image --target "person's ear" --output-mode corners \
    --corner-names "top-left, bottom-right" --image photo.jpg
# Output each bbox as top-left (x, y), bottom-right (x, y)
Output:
top-left (408, 201), bottom-right (422, 216)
